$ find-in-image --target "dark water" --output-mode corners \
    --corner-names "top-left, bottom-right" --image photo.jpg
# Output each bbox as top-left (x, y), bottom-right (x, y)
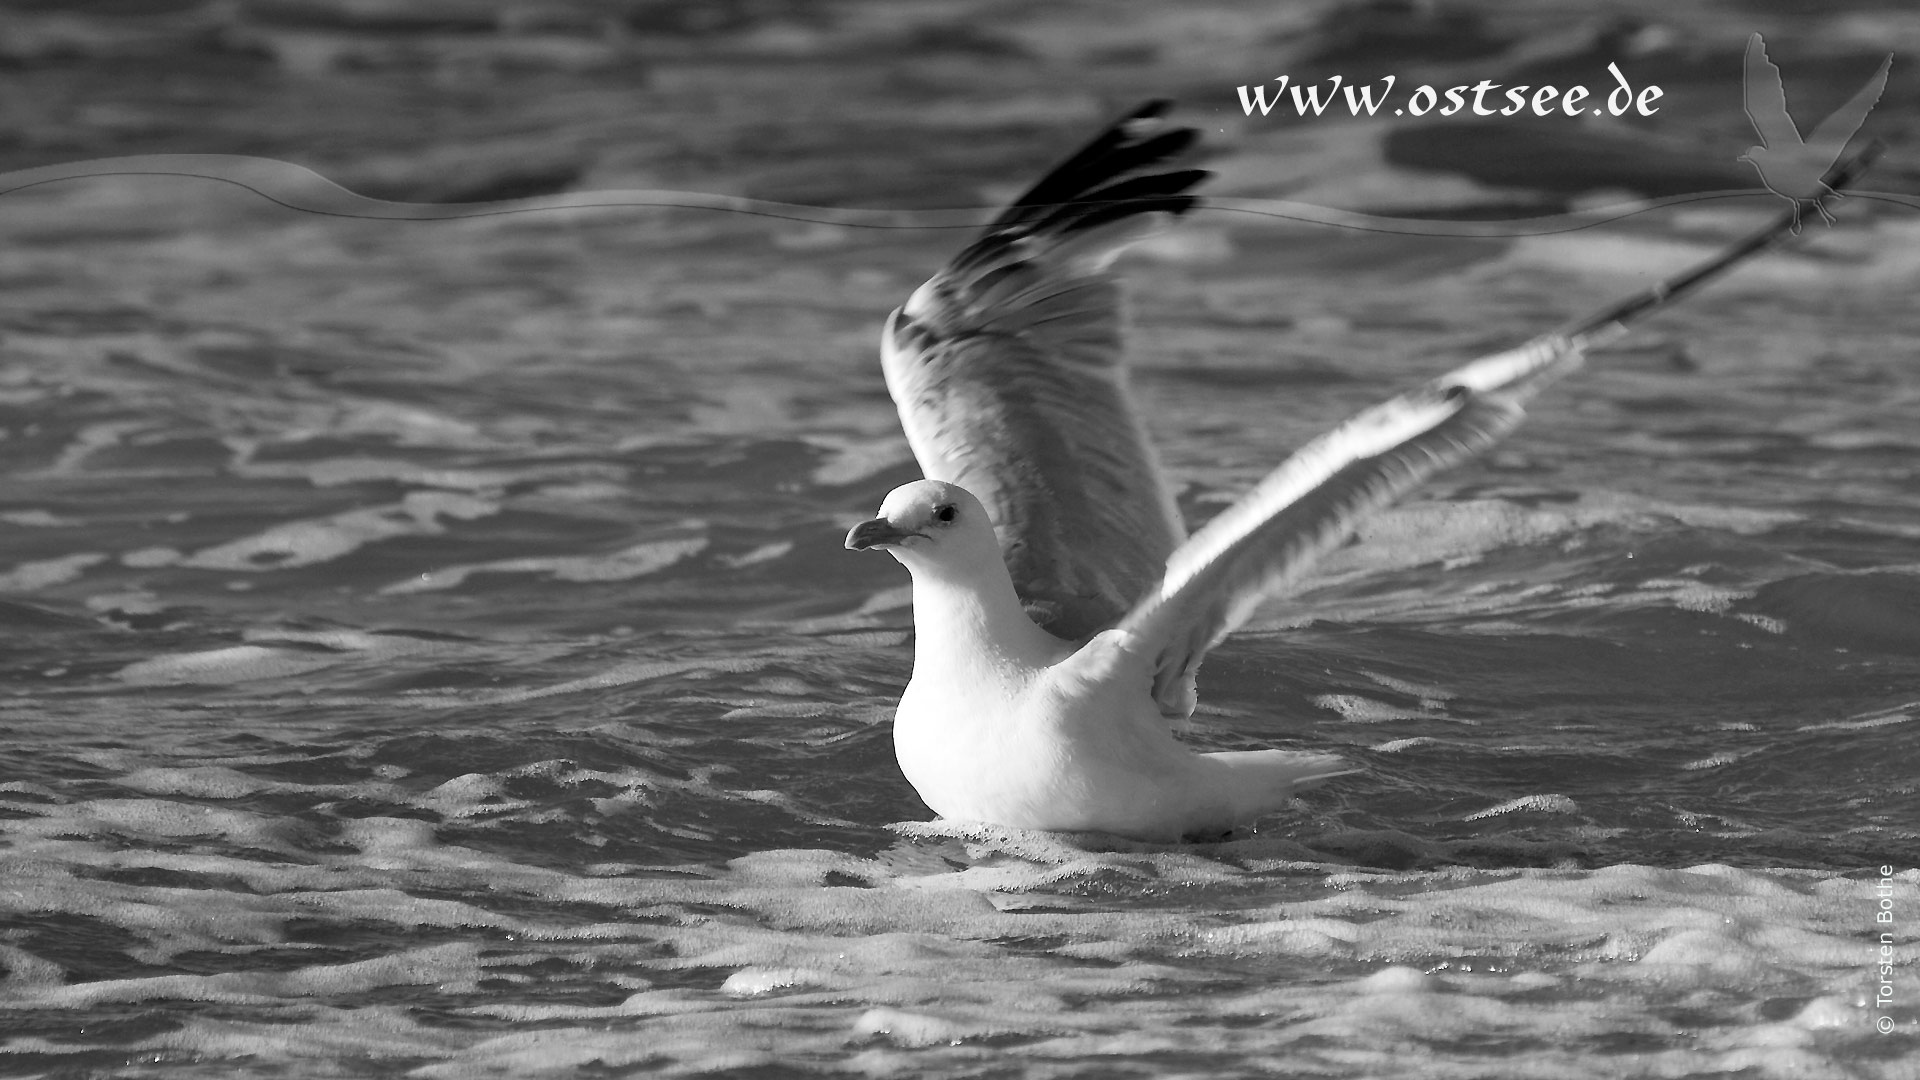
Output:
top-left (2, 1), bottom-right (1918, 1076)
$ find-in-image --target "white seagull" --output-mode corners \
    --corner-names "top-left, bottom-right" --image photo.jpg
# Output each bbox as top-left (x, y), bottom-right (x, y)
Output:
top-left (845, 100), bottom-right (1876, 842)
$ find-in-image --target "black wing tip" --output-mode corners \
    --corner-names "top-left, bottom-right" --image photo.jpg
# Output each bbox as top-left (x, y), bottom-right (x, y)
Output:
top-left (987, 99), bottom-right (1209, 235)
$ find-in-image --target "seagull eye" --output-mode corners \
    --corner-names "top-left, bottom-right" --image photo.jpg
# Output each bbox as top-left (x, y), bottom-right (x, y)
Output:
top-left (932, 504), bottom-right (957, 525)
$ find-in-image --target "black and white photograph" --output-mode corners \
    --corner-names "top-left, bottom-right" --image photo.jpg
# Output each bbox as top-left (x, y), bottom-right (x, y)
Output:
top-left (0, 0), bottom-right (1915, 1075)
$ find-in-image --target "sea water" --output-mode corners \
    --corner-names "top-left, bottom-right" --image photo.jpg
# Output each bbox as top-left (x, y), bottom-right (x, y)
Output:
top-left (4, 20), bottom-right (1920, 1076)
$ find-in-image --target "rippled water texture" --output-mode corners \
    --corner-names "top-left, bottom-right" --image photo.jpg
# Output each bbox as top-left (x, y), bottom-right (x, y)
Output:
top-left (2, 1), bottom-right (1918, 1076)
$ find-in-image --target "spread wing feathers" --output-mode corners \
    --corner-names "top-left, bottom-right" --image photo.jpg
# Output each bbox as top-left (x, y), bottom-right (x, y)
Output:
top-left (1743, 34), bottom-right (1802, 149)
top-left (1118, 334), bottom-right (1586, 714)
top-left (882, 100), bottom-right (1208, 637)
top-left (884, 316), bottom-right (1186, 637)
top-left (1110, 131), bottom-right (1892, 717)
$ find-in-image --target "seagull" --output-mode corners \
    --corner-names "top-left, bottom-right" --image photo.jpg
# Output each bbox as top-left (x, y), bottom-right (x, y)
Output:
top-left (1739, 32), bottom-right (1891, 231)
top-left (845, 100), bottom-right (1879, 842)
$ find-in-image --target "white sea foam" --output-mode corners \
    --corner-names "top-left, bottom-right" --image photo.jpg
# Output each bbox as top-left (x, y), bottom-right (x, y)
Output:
top-left (2, 784), bottom-right (1911, 1078)
top-left (381, 533), bottom-right (709, 594)
top-left (0, 552), bottom-right (109, 592)
top-left (1313, 693), bottom-right (1448, 723)
top-left (184, 491), bottom-right (500, 571)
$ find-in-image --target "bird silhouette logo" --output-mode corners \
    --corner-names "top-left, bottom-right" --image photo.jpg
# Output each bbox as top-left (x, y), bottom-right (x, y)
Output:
top-left (1740, 33), bottom-right (1892, 231)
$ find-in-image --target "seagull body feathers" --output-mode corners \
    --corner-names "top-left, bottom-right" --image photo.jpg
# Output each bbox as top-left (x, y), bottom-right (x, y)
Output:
top-left (852, 482), bottom-right (1349, 841)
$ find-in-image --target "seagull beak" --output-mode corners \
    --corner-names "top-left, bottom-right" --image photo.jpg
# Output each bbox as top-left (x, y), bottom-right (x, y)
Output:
top-left (844, 518), bottom-right (921, 551)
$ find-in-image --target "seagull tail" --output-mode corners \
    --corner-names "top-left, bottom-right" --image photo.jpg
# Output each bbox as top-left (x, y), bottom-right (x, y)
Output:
top-left (1206, 748), bottom-right (1359, 819)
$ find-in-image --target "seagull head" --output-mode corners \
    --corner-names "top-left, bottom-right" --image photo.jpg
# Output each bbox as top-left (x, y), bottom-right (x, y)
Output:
top-left (844, 480), bottom-right (1002, 575)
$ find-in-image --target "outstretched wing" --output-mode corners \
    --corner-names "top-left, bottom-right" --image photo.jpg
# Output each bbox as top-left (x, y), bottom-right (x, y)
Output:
top-left (1743, 33), bottom-right (1803, 151)
top-left (1116, 135), bottom-right (1886, 716)
top-left (1807, 52), bottom-right (1891, 157)
top-left (882, 101), bottom-right (1208, 639)
top-left (1116, 336), bottom-right (1583, 714)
